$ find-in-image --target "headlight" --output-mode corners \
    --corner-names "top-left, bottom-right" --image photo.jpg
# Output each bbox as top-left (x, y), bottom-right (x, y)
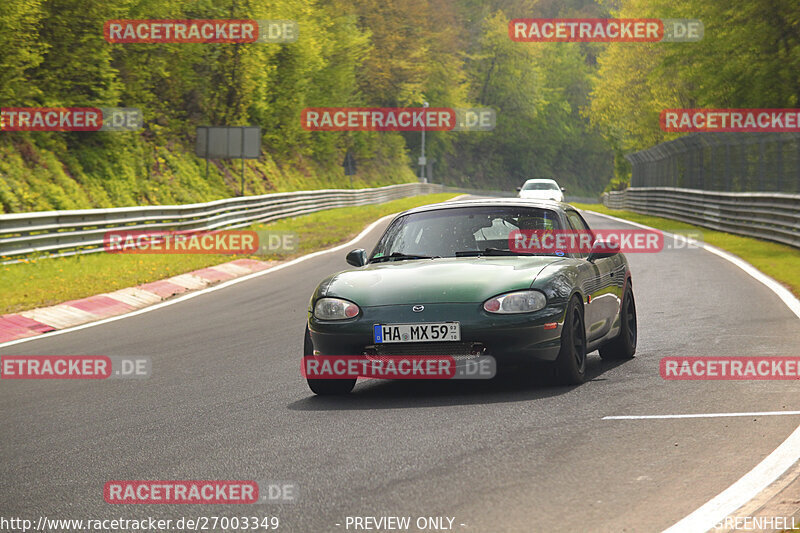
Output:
top-left (314, 297), bottom-right (360, 320)
top-left (483, 290), bottom-right (546, 314)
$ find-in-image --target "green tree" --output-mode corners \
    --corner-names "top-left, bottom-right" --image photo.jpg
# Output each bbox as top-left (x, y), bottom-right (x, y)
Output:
top-left (0, 0), bottom-right (47, 105)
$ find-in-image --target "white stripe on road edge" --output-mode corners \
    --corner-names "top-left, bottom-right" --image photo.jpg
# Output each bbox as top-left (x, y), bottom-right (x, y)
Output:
top-left (0, 213), bottom-right (397, 349)
top-left (664, 424), bottom-right (800, 533)
top-left (604, 411), bottom-right (800, 420)
top-left (585, 209), bottom-right (800, 533)
top-left (585, 210), bottom-right (800, 320)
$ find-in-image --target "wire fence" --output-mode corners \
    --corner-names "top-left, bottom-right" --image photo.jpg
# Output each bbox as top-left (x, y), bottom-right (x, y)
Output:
top-left (626, 132), bottom-right (800, 193)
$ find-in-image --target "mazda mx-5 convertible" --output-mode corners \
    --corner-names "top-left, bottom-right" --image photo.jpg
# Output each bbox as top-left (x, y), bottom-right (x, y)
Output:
top-left (304, 198), bottom-right (637, 395)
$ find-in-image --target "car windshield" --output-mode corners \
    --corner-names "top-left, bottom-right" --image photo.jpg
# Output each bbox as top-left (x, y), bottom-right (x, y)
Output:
top-left (523, 181), bottom-right (559, 191)
top-left (370, 206), bottom-right (561, 260)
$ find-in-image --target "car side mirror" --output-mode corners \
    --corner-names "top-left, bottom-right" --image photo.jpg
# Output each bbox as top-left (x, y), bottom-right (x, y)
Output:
top-left (516, 186), bottom-right (522, 192)
top-left (346, 248), bottom-right (367, 267)
top-left (587, 240), bottom-right (619, 262)
top-left (560, 187), bottom-right (566, 192)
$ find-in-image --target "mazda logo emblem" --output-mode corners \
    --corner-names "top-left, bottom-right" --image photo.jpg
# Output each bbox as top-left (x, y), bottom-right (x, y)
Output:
top-left (412, 305), bottom-right (424, 312)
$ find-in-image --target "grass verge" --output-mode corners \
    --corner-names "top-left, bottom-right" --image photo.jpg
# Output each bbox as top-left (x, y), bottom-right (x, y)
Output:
top-left (572, 203), bottom-right (800, 298)
top-left (1, 193), bottom-right (459, 315)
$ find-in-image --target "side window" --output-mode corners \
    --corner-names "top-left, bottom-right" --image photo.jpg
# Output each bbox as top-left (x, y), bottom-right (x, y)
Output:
top-left (565, 210), bottom-right (593, 259)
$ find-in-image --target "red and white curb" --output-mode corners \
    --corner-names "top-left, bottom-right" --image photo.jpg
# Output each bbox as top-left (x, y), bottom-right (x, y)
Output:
top-left (0, 258), bottom-right (274, 343)
top-left (0, 196), bottom-right (467, 346)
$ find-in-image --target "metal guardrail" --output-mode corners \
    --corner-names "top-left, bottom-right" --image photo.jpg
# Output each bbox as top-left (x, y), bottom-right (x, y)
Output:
top-left (0, 183), bottom-right (602, 263)
top-left (0, 183), bottom-right (447, 263)
top-left (603, 190), bottom-right (626, 210)
top-left (601, 187), bottom-right (800, 249)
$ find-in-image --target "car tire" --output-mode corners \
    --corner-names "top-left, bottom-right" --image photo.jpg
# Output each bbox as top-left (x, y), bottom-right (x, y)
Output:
top-left (552, 296), bottom-right (587, 385)
top-left (599, 285), bottom-right (637, 361)
top-left (303, 325), bottom-right (356, 395)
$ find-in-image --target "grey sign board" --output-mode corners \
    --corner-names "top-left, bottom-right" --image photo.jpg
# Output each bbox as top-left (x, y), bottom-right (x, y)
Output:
top-left (196, 126), bottom-right (261, 159)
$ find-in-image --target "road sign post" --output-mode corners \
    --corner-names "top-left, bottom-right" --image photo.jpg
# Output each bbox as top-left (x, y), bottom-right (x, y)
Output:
top-left (196, 126), bottom-right (261, 196)
top-left (343, 150), bottom-right (356, 177)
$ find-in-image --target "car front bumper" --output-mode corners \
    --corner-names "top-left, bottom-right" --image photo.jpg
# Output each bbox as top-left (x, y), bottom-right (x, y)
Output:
top-left (308, 301), bottom-right (567, 363)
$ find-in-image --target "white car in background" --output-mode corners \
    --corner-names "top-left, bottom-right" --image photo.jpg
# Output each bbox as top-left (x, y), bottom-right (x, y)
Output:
top-left (517, 178), bottom-right (565, 202)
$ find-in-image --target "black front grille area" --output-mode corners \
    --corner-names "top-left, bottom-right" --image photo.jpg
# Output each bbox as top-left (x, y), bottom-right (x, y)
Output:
top-left (363, 342), bottom-right (486, 361)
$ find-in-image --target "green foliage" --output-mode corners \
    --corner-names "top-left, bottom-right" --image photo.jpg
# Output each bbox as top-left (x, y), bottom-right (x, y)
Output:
top-left (1, 0), bottom-right (622, 212)
top-left (4, 0), bottom-right (794, 213)
top-left (436, 6), bottom-right (613, 196)
top-left (590, 0), bottom-right (800, 157)
top-left (0, 0), bottom-right (47, 105)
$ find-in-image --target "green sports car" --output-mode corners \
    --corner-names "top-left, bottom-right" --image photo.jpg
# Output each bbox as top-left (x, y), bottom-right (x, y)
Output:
top-left (304, 198), bottom-right (637, 394)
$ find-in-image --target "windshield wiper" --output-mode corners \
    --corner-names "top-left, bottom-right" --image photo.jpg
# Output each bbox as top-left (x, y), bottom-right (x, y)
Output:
top-left (455, 248), bottom-right (539, 257)
top-left (371, 252), bottom-right (438, 263)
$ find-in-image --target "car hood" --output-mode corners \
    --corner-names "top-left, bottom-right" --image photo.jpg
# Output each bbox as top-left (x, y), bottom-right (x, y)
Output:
top-left (323, 256), bottom-right (561, 305)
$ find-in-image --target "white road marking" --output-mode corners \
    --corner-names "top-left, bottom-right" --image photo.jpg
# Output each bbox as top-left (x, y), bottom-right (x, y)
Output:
top-left (585, 210), bottom-right (800, 320)
top-left (604, 411), bottom-right (800, 420)
top-left (664, 423), bottom-right (800, 533)
top-left (584, 209), bottom-right (800, 533)
top-left (3, 200), bottom-right (796, 531)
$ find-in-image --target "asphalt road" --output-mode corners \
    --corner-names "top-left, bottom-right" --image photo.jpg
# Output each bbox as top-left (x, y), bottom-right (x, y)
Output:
top-left (2, 206), bottom-right (799, 533)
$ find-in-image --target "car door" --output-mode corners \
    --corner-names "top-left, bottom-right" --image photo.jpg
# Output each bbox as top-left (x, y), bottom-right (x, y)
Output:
top-left (575, 211), bottom-right (625, 330)
top-left (565, 210), bottom-right (614, 341)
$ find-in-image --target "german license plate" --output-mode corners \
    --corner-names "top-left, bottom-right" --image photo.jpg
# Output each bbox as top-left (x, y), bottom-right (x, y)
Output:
top-left (373, 322), bottom-right (460, 343)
